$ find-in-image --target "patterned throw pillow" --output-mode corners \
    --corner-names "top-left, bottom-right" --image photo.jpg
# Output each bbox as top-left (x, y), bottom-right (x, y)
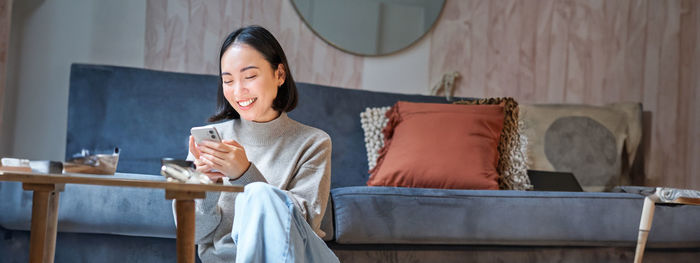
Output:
top-left (454, 98), bottom-right (532, 190)
top-left (360, 98), bottom-right (532, 190)
top-left (360, 106), bottom-right (391, 170)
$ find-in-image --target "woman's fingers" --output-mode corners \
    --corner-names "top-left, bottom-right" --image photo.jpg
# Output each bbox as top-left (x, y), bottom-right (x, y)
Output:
top-left (203, 172), bottom-right (225, 182)
top-left (202, 153), bottom-right (225, 165)
top-left (223, 140), bottom-right (244, 149)
top-left (200, 155), bottom-right (224, 170)
top-left (198, 145), bottom-right (229, 157)
top-left (198, 140), bottom-right (232, 153)
top-left (196, 140), bottom-right (249, 179)
top-left (195, 163), bottom-right (211, 173)
top-left (189, 136), bottom-right (201, 159)
top-left (194, 158), bottom-right (213, 171)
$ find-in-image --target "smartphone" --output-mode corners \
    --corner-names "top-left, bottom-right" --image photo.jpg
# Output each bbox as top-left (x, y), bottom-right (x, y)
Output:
top-left (190, 126), bottom-right (222, 144)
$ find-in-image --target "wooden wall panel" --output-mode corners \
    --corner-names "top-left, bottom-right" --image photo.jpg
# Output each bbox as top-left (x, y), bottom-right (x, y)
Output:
top-left (680, 0), bottom-right (700, 189)
top-left (144, 0), bottom-right (699, 190)
top-left (644, 0), bottom-right (682, 187)
top-left (144, 0), bottom-right (363, 89)
top-left (429, 0), bottom-right (699, 189)
top-left (0, 0), bottom-right (12, 132)
top-left (693, 0), bottom-right (700, 189)
top-left (532, 0), bottom-right (557, 103)
top-left (624, 0), bottom-right (647, 104)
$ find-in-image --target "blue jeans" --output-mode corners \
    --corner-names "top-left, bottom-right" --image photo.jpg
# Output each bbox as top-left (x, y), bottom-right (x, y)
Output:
top-left (231, 182), bottom-right (339, 263)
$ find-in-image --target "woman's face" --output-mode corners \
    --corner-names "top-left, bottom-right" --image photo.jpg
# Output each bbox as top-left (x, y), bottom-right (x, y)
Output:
top-left (221, 43), bottom-right (285, 123)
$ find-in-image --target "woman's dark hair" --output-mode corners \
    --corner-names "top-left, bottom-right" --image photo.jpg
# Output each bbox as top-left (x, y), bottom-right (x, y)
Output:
top-left (209, 25), bottom-right (297, 122)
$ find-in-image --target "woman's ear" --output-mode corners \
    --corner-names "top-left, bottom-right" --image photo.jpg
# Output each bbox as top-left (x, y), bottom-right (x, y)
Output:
top-left (276, 64), bottom-right (286, 87)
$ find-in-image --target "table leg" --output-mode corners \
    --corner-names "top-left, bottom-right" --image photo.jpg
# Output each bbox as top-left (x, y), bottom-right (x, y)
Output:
top-left (44, 191), bottom-right (61, 263)
top-left (29, 190), bottom-right (49, 263)
top-left (634, 196), bottom-right (656, 263)
top-left (166, 190), bottom-right (205, 263)
top-left (176, 199), bottom-right (195, 263)
top-left (23, 183), bottom-right (64, 263)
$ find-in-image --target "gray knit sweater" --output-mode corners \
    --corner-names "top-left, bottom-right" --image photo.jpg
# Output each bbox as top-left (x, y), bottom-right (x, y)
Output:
top-left (174, 113), bottom-right (332, 262)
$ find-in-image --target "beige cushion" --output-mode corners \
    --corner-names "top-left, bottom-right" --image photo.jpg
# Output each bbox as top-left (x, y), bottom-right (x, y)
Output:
top-left (520, 103), bottom-right (642, 192)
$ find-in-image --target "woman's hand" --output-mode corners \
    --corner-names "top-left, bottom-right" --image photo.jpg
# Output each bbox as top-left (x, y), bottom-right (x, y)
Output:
top-left (196, 139), bottom-right (251, 180)
top-left (189, 136), bottom-right (226, 182)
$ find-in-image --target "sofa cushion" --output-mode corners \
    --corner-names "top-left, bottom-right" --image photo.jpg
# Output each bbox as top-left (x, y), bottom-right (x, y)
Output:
top-left (520, 103), bottom-right (643, 191)
top-left (367, 102), bottom-right (503, 190)
top-left (331, 186), bottom-right (700, 247)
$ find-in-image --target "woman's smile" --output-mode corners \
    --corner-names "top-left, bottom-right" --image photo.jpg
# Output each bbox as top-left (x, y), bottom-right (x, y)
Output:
top-left (237, 98), bottom-right (257, 108)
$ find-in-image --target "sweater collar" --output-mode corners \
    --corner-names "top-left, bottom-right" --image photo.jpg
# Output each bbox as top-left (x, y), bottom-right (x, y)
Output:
top-left (234, 112), bottom-right (293, 145)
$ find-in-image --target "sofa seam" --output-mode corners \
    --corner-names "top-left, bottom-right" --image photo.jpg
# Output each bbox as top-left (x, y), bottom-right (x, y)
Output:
top-left (331, 192), bottom-right (643, 200)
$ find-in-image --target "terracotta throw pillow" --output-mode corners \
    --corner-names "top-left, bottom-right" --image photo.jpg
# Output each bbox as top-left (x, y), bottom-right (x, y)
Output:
top-left (367, 101), bottom-right (504, 190)
top-left (455, 98), bottom-right (533, 190)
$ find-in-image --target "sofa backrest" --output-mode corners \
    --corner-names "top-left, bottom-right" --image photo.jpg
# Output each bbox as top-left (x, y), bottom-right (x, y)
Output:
top-left (289, 83), bottom-right (459, 188)
top-left (67, 64), bottom-right (218, 174)
top-left (67, 64), bottom-right (458, 188)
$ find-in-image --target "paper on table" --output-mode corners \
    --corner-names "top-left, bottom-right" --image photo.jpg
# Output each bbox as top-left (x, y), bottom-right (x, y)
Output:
top-left (0, 158), bottom-right (32, 172)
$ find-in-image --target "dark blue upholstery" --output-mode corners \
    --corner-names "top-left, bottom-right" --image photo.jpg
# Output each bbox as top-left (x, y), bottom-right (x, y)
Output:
top-left (331, 187), bottom-right (700, 247)
top-left (67, 64), bottom-right (219, 174)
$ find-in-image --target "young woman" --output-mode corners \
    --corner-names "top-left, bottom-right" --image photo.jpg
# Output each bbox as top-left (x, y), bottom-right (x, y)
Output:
top-left (178, 25), bottom-right (339, 262)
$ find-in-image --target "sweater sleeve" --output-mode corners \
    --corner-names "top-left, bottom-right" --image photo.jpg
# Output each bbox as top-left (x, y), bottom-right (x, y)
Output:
top-left (282, 134), bottom-right (333, 238)
top-left (231, 162), bottom-right (268, 185)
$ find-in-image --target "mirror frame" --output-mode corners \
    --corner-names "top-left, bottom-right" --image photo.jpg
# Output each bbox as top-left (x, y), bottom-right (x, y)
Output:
top-left (290, 0), bottom-right (446, 57)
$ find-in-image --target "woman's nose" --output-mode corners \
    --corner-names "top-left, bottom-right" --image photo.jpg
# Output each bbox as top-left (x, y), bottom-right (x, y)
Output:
top-left (231, 83), bottom-right (248, 96)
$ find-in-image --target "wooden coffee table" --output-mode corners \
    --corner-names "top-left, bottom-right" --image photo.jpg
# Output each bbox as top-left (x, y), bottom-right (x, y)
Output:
top-left (0, 170), bottom-right (243, 263)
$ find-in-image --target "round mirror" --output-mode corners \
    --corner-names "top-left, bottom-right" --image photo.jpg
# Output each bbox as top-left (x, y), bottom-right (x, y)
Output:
top-left (291, 0), bottom-right (445, 56)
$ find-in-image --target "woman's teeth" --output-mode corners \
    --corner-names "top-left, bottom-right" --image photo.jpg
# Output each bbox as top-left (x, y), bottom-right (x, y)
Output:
top-left (238, 98), bottom-right (256, 107)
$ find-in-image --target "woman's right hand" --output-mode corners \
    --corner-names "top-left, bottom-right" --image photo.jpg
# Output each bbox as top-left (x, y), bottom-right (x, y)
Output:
top-left (189, 136), bottom-right (225, 182)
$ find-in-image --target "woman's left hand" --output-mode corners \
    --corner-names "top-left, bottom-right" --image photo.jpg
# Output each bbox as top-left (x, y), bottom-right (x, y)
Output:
top-left (197, 139), bottom-right (251, 180)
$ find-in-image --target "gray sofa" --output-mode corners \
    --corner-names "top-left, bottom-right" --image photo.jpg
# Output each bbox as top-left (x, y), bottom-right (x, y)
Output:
top-left (1, 64), bottom-right (699, 262)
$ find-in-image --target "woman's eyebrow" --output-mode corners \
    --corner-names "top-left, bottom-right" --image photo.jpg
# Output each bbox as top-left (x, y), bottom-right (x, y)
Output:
top-left (240, 66), bottom-right (259, 72)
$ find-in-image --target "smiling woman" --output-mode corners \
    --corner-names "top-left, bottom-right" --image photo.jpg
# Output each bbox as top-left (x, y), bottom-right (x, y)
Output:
top-left (174, 25), bottom-right (339, 262)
